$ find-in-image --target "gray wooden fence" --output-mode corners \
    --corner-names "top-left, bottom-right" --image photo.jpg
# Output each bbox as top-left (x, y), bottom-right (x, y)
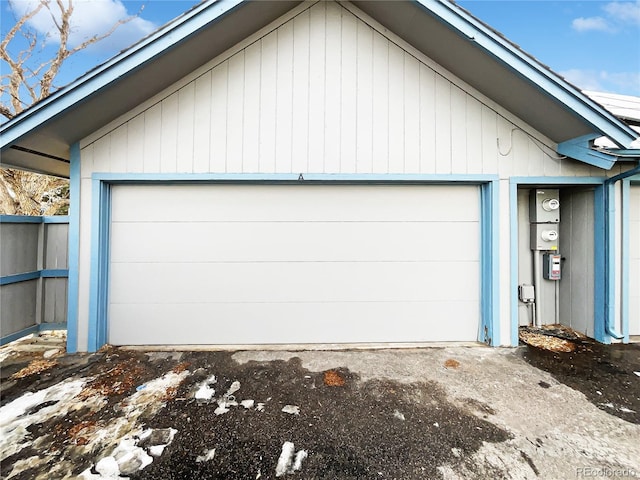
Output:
top-left (1, 215), bottom-right (69, 345)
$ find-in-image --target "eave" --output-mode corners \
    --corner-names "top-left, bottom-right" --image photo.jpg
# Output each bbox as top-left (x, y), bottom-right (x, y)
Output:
top-left (1, 0), bottom-right (637, 177)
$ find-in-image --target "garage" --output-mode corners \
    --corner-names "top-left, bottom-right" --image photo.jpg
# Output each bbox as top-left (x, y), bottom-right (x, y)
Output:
top-left (107, 184), bottom-right (480, 345)
top-left (630, 183), bottom-right (640, 337)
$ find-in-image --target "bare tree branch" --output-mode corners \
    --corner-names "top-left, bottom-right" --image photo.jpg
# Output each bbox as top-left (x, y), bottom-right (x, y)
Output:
top-left (1, 0), bottom-right (142, 214)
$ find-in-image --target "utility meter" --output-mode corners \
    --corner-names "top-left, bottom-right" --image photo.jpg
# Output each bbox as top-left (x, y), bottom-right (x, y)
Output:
top-left (543, 253), bottom-right (562, 280)
top-left (530, 189), bottom-right (560, 223)
top-left (530, 224), bottom-right (559, 250)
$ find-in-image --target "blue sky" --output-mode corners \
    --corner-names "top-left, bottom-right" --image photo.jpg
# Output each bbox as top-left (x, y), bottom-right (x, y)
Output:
top-left (1, 0), bottom-right (639, 110)
top-left (457, 0), bottom-right (640, 96)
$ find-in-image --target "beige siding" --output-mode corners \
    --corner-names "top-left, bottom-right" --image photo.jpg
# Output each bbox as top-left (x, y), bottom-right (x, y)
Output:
top-left (81, 1), bottom-right (609, 180)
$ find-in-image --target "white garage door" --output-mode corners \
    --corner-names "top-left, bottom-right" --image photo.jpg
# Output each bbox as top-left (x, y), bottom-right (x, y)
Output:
top-left (630, 184), bottom-right (640, 336)
top-left (108, 184), bottom-right (480, 345)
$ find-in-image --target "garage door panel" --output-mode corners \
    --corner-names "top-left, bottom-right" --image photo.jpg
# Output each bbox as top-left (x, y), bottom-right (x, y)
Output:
top-left (108, 300), bottom-right (479, 345)
top-left (109, 184), bottom-right (481, 345)
top-left (110, 221), bottom-right (479, 263)
top-left (110, 261), bottom-right (479, 304)
top-left (111, 185), bottom-right (479, 223)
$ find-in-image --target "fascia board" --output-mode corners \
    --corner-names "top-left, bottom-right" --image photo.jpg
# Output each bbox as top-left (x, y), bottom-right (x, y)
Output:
top-left (0, 0), bottom-right (242, 151)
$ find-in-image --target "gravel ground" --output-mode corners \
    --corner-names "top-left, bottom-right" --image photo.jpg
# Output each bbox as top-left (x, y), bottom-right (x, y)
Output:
top-left (1, 332), bottom-right (639, 479)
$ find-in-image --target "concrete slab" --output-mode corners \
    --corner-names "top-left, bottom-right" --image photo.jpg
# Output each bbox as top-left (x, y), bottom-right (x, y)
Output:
top-left (0, 334), bottom-right (638, 479)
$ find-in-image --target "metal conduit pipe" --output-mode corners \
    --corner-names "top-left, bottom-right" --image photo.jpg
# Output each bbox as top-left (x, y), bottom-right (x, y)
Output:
top-left (603, 161), bottom-right (640, 340)
top-left (533, 251), bottom-right (542, 327)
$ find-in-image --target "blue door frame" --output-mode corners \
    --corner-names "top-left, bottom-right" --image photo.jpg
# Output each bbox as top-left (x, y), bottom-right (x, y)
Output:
top-left (509, 176), bottom-right (625, 345)
top-left (78, 173), bottom-right (501, 352)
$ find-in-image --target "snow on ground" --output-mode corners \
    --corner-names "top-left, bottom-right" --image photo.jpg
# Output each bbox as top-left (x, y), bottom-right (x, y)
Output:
top-left (275, 441), bottom-right (308, 477)
top-left (1, 367), bottom-right (189, 479)
top-left (0, 378), bottom-right (98, 460)
top-left (78, 370), bottom-right (189, 478)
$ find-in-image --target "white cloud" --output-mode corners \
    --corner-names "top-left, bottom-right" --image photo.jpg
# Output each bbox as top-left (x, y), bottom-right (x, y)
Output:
top-left (572, 1), bottom-right (640, 33)
top-left (9, 0), bottom-right (156, 52)
top-left (571, 16), bottom-right (612, 32)
top-left (560, 69), bottom-right (640, 96)
top-left (603, 1), bottom-right (640, 25)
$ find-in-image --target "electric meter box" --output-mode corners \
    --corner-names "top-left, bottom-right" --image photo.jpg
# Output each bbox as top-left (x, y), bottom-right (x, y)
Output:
top-left (530, 223), bottom-right (559, 251)
top-left (530, 189), bottom-right (560, 223)
top-left (543, 253), bottom-right (562, 280)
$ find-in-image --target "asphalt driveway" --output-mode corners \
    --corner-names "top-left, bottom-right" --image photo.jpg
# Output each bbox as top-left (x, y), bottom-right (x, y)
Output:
top-left (1, 332), bottom-right (639, 479)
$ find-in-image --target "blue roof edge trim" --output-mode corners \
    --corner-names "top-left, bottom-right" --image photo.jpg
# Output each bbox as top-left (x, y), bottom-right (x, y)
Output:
top-left (0, 0), bottom-right (240, 148)
top-left (1, 0), bottom-right (637, 157)
top-left (418, 0), bottom-right (638, 149)
top-left (557, 134), bottom-right (618, 170)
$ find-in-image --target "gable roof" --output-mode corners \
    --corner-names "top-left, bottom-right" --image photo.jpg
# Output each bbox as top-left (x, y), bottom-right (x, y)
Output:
top-left (1, 0), bottom-right (638, 177)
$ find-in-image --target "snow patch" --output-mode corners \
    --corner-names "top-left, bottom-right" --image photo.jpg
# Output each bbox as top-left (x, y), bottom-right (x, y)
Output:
top-left (634, 371), bottom-right (640, 377)
top-left (282, 405), bottom-right (300, 415)
top-left (43, 349), bottom-right (60, 359)
top-left (241, 399), bottom-right (255, 409)
top-left (196, 448), bottom-right (216, 463)
top-left (226, 381), bottom-right (241, 397)
top-left (393, 410), bottom-right (405, 421)
top-left (0, 378), bottom-right (94, 460)
top-left (293, 450), bottom-right (308, 471)
top-left (256, 403), bottom-right (266, 412)
top-left (195, 375), bottom-right (217, 401)
top-left (214, 405), bottom-right (230, 415)
top-left (275, 441), bottom-right (307, 477)
top-left (275, 442), bottom-right (295, 477)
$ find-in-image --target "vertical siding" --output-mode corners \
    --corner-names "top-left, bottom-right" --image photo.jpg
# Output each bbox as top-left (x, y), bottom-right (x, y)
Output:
top-left (289, 13), bottom-right (307, 173)
top-left (276, 22), bottom-right (296, 172)
top-left (84, 1), bottom-right (592, 180)
top-left (630, 185), bottom-right (640, 336)
top-left (193, 71), bottom-right (212, 173)
top-left (559, 189), bottom-right (595, 336)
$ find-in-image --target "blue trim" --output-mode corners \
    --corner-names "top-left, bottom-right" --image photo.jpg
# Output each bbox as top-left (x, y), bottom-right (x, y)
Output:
top-left (0, 271), bottom-right (40, 285)
top-left (41, 269), bottom-right (69, 278)
top-left (557, 134), bottom-right (618, 170)
top-left (604, 149), bottom-right (640, 157)
top-left (86, 174), bottom-right (500, 350)
top-left (479, 180), bottom-right (500, 345)
top-left (39, 322), bottom-right (67, 331)
top-left (1, 325), bottom-right (39, 346)
top-left (92, 172), bottom-right (499, 184)
top-left (593, 185), bottom-right (608, 343)
top-left (510, 176), bottom-right (606, 185)
top-left (0, 215), bottom-right (42, 223)
top-left (66, 143), bottom-right (81, 354)
top-left (88, 180), bottom-right (111, 352)
top-left (0, 269), bottom-right (68, 285)
top-left (622, 179), bottom-right (631, 342)
top-left (420, 0), bottom-right (638, 148)
top-left (509, 176), bottom-right (607, 344)
top-left (0, 0), bottom-right (243, 149)
top-left (42, 216), bottom-right (70, 224)
top-left (0, 215), bottom-right (69, 223)
top-left (509, 182), bottom-right (519, 346)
